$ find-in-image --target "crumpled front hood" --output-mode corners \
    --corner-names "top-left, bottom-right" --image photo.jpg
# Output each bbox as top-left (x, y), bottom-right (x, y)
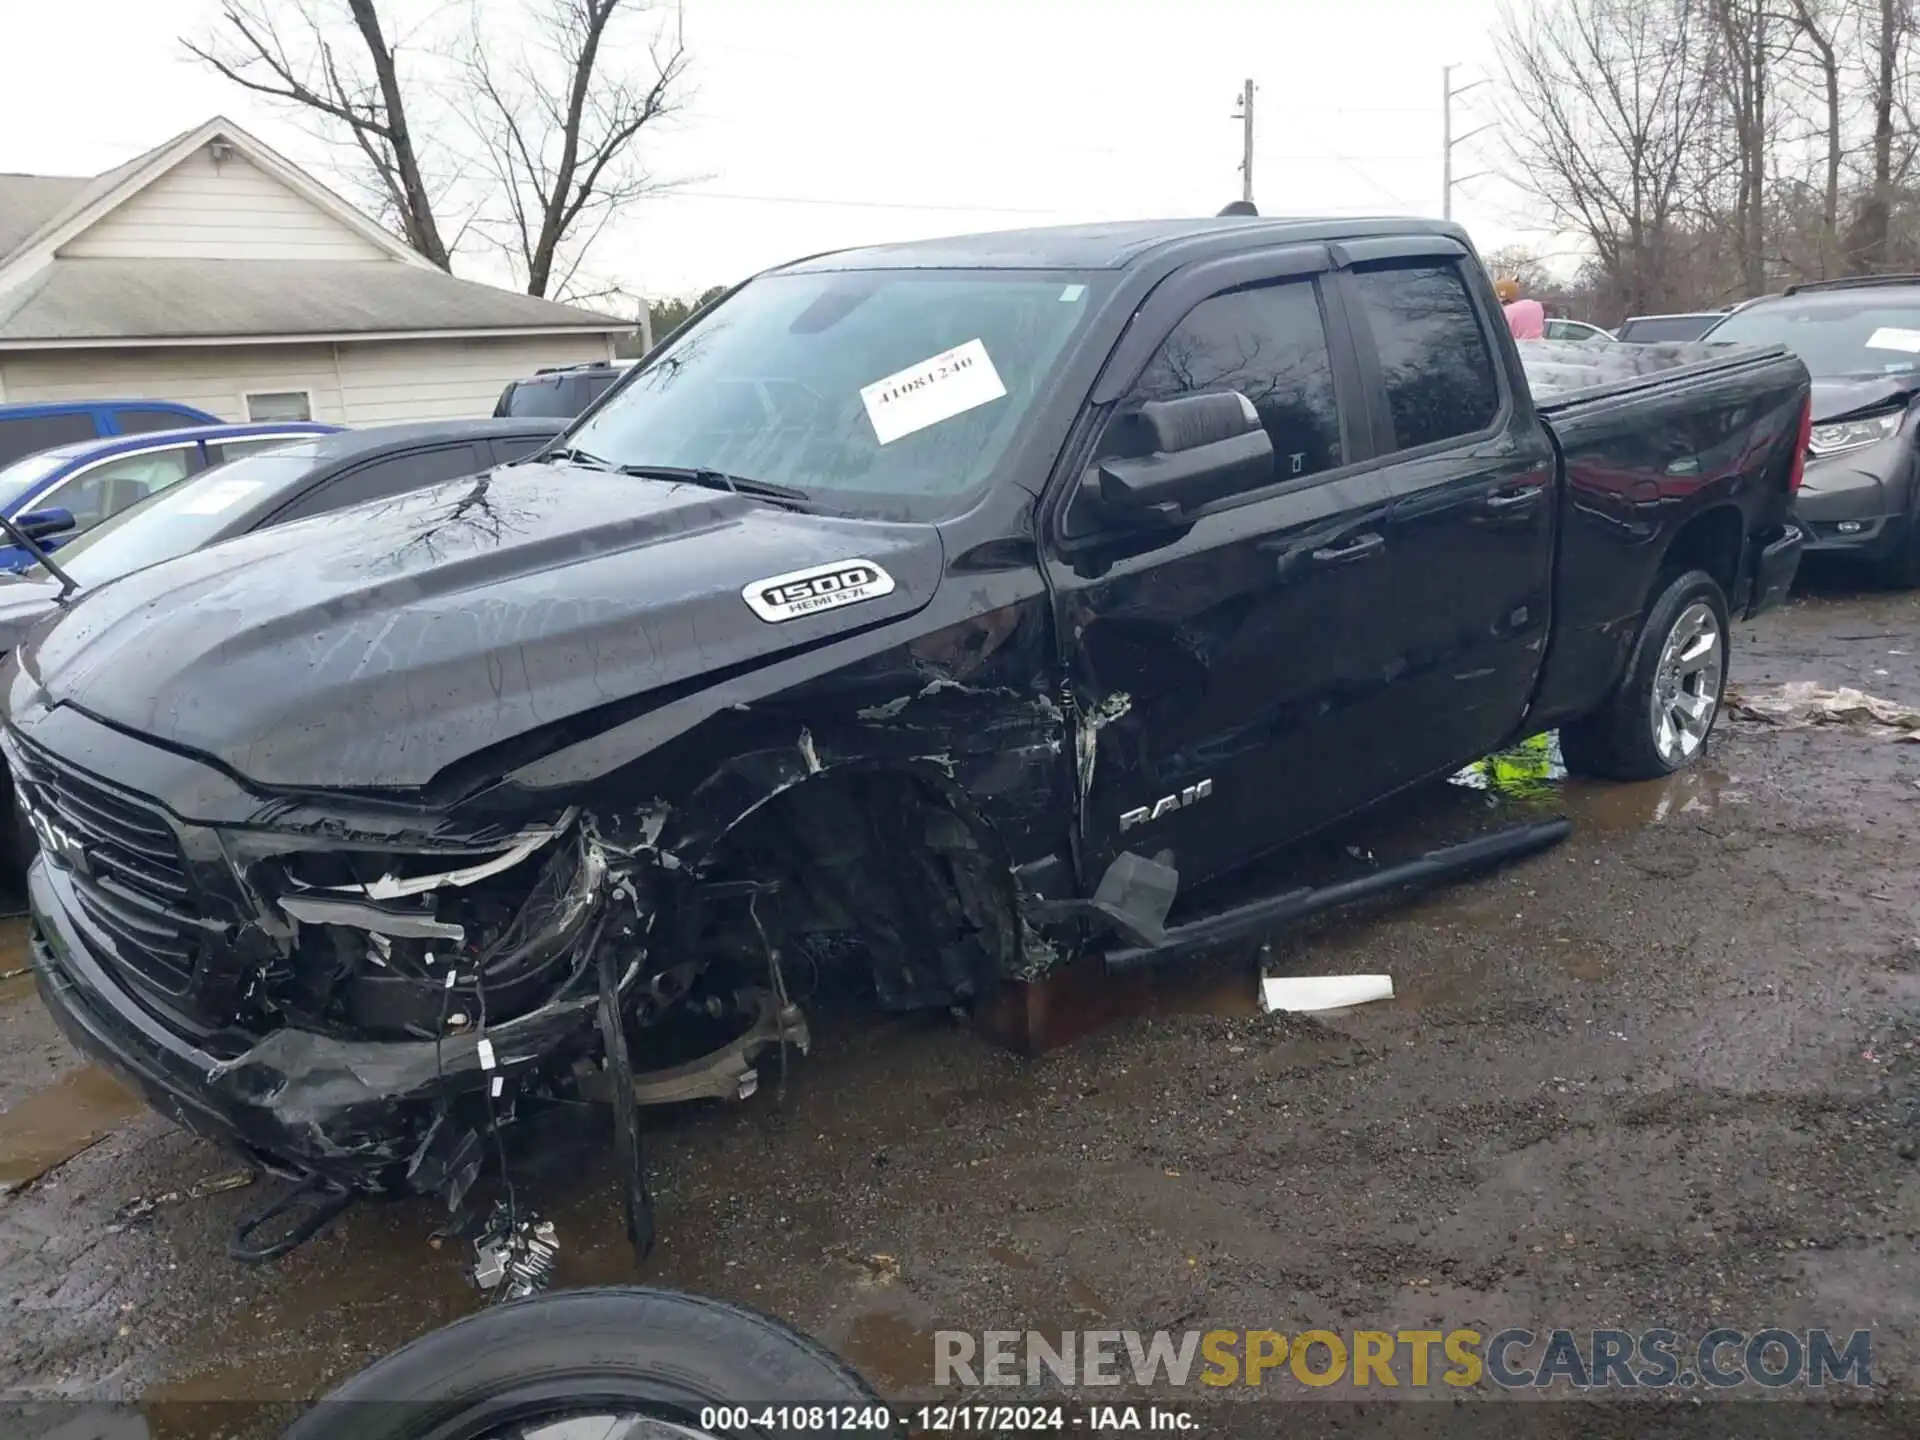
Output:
top-left (1810, 374), bottom-right (1919, 424)
top-left (17, 463), bottom-right (943, 790)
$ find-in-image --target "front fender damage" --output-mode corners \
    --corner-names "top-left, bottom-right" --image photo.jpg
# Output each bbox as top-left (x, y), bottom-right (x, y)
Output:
top-left (220, 735), bottom-right (1046, 1216)
top-left (192, 627), bottom-right (1075, 1234)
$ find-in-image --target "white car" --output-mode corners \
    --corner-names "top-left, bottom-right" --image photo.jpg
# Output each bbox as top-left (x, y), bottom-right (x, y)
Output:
top-left (1544, 318), bottom-right (1615, 342)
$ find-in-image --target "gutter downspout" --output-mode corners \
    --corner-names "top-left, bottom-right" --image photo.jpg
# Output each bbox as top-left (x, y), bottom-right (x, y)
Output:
top-left (330, 342), bottom-right (349, 424)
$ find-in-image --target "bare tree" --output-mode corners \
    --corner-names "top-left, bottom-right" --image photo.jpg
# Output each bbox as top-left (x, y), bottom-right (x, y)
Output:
top-left (1781, 0), bottom-right (1848, 272)
top-left (186, 0), bottom-right (690, 297)
top-left (185, 0), bottom-right (454, 269)
top-left (462, 0), bottom-right (689, 298)
top-left (1496, 0), bottom-right (1717, 315)
top-left (1706, 0), bottom-right (1775, 296)
top-left (1844, 0), bottom-right (1916, 270)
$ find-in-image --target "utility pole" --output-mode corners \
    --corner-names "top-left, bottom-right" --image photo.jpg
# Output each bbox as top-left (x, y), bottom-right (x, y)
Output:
top-left (1231, 79), bottom-right (1256, 205)
top-left (1442, 64), bottom-right (1494, 219)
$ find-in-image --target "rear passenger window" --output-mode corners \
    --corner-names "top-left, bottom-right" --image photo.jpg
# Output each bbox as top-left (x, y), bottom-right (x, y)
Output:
top-left (1348, 264), bottom-right (1501, 451)
top-left (0, 412), bottom-right (96, 466)
top-left (112, 407), bottom-right (200, 435)
top-left (1129, 280), bottom-right (1342, 484)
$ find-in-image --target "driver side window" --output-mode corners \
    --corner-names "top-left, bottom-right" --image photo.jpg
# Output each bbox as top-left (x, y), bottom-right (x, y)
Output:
top-left (1124, 279), bottom-right (1344, 487)
top-left (35, 445), bottom-right (195, 530)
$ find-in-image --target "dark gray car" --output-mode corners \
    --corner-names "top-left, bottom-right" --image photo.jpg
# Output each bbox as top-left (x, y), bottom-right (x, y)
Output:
top-left (1702, 277), bottom-right (1920, 586)
top-left (0, 416), bottom-right (566, 655)
top-left (0, 416), bottom-right (564, 871)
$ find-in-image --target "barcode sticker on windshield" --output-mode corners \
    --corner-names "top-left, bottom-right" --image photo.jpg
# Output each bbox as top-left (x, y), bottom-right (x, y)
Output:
top-left (859, 339), bottom-right (1007, 445)
top-left (1866, 326), bottom-right (1920, 353)
top-left (178, 479), bottom-right (266, 515)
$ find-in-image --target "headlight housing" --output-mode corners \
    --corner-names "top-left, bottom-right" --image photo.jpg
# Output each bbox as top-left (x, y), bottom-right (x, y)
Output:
top-left (1807, 409), bottom-right (1902, 457)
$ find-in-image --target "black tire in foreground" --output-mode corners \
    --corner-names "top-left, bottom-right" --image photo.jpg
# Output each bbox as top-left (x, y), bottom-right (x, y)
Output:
top-left (1559, 567), bottom-right (1731, 782)
top-left (281, 1287), bottom-right (880, 1440)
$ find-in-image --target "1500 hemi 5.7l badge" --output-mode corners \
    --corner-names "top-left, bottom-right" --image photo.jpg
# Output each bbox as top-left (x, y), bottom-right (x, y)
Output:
top-left (743, 559), bottom-right (897, 623)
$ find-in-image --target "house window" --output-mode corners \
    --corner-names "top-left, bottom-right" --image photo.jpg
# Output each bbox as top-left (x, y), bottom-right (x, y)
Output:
top-left (245, 390), bottom-right (313, 422)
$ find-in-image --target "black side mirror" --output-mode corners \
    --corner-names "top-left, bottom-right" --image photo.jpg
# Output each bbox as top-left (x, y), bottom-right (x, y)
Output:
top-left (1088, 392), bottom-right (1274, 517)
top-left (13, 508), bottom-right (76, 542)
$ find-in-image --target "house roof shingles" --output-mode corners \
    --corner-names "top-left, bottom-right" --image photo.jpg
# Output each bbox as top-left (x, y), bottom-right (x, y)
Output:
top-left (0, 257), bottom-right (626, 344)
top-left (0, 120), bottom-right (629, 346)
top-left (0, 175), bottom-right (89, 261)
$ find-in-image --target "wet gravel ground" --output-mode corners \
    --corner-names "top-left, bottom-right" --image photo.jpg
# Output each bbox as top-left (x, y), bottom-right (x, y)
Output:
top-left (0, 571), bottom-right (1915, 1436)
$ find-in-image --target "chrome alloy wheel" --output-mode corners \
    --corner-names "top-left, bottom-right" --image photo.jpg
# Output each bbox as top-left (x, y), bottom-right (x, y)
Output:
top-left (1649, 600), bottom-right (1723, 766)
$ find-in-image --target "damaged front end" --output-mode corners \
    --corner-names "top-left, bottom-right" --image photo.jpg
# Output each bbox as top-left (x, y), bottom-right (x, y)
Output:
top-left (11, 716), bottom-right (829, 1227)
top-left (16, 713), bottom-right (1020, 1235)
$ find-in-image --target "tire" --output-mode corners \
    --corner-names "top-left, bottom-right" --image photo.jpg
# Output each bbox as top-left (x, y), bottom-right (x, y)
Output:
top-left (1878, 514), bottom-right (1920, 590)
top-left (281, 1287), bottom-right (879, 1440)
top-left (1559, 568), bottom-right (1730, 782)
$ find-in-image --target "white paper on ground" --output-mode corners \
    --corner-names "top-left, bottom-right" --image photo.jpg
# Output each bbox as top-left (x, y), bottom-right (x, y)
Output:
top-left (859, 338), bottom-right (1007, 445)
top-left (178, 478), bottom-right (267, 515)
top-left (1260, 974), bottom-right (1395, 1013)
top-left (1865, 326), bottom-right (1920, 353)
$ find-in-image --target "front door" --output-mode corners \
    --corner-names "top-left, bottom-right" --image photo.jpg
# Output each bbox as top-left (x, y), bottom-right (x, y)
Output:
top-left (1048, 261), bottom-right (1407, 899)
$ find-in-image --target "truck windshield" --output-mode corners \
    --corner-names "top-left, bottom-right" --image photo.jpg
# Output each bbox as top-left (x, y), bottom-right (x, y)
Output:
top-left (21, 443), bottom-right (322, 586)
top-left (1706, 298), bottom-right (1920, 377)
top-left (564, 268), bottom-right (1104, 518)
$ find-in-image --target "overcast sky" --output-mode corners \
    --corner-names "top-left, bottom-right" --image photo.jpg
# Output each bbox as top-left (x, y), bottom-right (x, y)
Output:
top-left (0, 0), bottom-right (1551, 303)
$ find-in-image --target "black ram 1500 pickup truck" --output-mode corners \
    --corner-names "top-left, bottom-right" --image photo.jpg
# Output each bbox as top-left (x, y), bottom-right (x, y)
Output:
top-left (5, 217), bottom-right (1810, 1217)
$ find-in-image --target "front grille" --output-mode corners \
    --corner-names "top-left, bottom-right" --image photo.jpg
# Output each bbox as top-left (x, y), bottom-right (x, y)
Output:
top-left (8, 735), bottom-right (200, 998)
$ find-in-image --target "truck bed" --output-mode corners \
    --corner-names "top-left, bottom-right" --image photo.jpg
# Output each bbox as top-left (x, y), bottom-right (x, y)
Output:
top-left (1519, 338), bottom-right (1809, 732)
top-left (1520, 338), bottom-right (1758, 407)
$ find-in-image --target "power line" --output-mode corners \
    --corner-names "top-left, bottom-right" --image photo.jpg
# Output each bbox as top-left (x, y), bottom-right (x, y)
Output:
top-left (1285, 116), bottom-right (1422, 213)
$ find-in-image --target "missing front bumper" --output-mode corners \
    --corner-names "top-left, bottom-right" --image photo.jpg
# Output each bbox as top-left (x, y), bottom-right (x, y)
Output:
top-left (28, 856), bottom-right (603, 1195)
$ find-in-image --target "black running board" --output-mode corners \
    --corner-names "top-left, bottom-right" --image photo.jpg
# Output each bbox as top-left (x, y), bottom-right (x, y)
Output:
top-left (1103, 817), bottom-right (1573, 972)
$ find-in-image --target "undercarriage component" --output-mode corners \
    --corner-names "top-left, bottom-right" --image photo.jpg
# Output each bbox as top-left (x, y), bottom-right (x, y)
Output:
top-left (579, 986), bottom-right (811, 1107)
top-left (471, 1203), bottom-right (560, 1301)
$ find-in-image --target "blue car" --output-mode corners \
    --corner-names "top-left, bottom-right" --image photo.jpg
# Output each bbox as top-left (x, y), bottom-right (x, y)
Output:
top-left (0, 399), bottom-right (220, 467)
top-left (0, 421), bottom-right (339, 570)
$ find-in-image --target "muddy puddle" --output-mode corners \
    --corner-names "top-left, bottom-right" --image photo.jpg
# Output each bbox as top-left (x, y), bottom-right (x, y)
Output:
top-left (1448, 732), bottom-right (1742, 831)
top-left (978, 951), bottom-right (1261, 1054)
top-left (0, 1066), bottom-right (145, 1193)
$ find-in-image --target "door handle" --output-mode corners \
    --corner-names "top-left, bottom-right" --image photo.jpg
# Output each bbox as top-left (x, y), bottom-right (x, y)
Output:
top-left (1308, 532), bottom-right (1384, 564)
top-left (1483, 486), bottom-right (1543, 512)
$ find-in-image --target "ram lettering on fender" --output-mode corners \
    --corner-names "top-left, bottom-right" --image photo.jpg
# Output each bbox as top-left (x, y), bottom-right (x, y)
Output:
top-left (742, 559), bottom-right (897, 623)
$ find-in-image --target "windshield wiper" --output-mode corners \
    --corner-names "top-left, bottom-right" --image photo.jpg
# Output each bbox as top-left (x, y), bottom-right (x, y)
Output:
top-left (0, 513), bottom-right (78, 601)
top-left (613, 465), bottom-right (812, 508)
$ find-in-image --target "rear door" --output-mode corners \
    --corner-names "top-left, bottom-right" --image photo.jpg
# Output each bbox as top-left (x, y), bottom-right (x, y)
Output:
top-left (1333, 241), bottom-right (1556, 776)
top-left (1052, 249), bottom-right (1411, 893)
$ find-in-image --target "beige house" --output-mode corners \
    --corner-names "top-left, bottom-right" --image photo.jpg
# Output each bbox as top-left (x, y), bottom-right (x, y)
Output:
top-left (0, 118), bottom-right (628, 424)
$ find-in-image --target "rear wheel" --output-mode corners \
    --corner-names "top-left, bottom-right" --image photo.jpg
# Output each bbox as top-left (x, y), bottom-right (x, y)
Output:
top-left (281, 1287), bottom-right (878, 1440)
top-left (1560, 568), bottom-right (1729, 782)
